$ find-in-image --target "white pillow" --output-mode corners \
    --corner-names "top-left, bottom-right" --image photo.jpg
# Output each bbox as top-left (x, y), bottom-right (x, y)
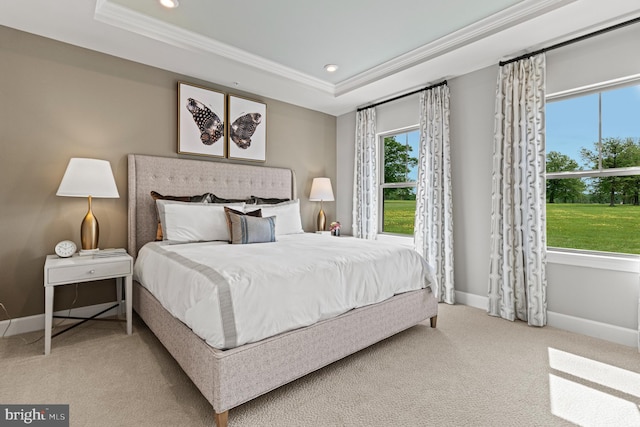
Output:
top-left (156, 200), bottom-right (244, 242)
top-left (256, 199), bottom-right (304, 236)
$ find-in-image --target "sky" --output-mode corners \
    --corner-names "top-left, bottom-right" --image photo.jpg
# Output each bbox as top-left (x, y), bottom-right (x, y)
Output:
top-left (391, 129), bottom-right (421, 182)
top-left (546, 84), bottom-right (640, 169)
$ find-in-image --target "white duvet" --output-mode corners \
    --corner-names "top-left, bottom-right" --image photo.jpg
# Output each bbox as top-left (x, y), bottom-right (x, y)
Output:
top-left (134, 233), bottom-right (435, 349)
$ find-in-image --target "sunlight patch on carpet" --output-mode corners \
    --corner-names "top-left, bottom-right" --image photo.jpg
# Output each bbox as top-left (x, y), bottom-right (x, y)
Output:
top-left (548, 347), bottom-right (640, 426)
top-left (548, 347), bottom-right (640, 398)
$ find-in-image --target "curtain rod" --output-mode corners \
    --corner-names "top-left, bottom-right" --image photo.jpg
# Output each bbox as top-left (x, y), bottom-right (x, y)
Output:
top-left (499, 15), bottom-right (640, 66)
top-left (357, 80), bottom-right (447, 112)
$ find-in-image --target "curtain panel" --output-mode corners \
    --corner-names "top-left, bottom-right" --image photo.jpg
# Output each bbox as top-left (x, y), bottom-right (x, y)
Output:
top-left (414, 85), bottom-right (454, 304)
top-left (488, 54), bottom-right (547, 327)
top-left (353, 108), bottom-right (378, 239)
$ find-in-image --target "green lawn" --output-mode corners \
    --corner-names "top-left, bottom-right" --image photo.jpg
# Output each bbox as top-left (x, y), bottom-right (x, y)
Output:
top-left (546, 203), bottom-right (640, 254)
top-left (384, 201), bottom-right (640, 255)
top-left (383, 200), bottom-right (416, 235)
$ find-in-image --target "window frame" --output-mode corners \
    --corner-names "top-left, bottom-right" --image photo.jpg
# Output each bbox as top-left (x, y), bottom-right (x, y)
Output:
top-left (377, 125), bottom-right (419, 237)
top-left (545, 76), bottom-right (640, 264)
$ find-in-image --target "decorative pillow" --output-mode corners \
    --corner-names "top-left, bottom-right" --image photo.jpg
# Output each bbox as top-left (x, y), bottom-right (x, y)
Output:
top-left (150, 191), bottom-right (211, 240)
top-left (226, 210), bottom-right (275, 244)
top-left (224, 207), bottom-right (262, 242)
top-left (251, 196), bottom-right (290, 205)
top-left (155, 199), bottom-right (244, 243)
top-left (256, 199), bottom-right (303, 236)
top-left (210, 194), bottom-right (256, 204)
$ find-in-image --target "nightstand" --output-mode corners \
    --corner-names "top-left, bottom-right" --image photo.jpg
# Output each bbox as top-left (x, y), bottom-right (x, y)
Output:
top-left (43, 252), bottom-right (133, 355)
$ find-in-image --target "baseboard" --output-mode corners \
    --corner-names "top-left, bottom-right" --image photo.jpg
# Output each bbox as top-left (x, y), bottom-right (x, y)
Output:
top-left (454, 290), bottom-right (488, 309)
top-left (455, 291), bottom-right (638, 349)
top-left (546, 311), bottom-right (638, 349)
top-left (0, 301), bottom-right (120, 337)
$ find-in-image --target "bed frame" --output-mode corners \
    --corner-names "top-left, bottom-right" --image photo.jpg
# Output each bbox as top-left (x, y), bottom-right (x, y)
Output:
top-left (127, 154), bottom-right (438, 427)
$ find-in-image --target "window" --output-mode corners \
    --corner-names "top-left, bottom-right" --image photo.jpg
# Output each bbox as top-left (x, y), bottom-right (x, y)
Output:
top-left (379, 127), bottom-right (419, 235)
top-left (546, 81), bottom-right (640, 255)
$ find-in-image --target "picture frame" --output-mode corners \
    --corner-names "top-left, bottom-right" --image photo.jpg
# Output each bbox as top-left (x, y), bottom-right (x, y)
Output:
top-left (178, 82), bottom-right (226, 158)
top-left (227, 95), bottom-right (267, 162)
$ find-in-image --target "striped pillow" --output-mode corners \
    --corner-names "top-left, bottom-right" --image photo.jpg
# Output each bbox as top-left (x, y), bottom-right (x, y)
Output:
top-left (226, 211), bottom-right (276, 244)
top-left (224, 207), bottom-right (262, 242)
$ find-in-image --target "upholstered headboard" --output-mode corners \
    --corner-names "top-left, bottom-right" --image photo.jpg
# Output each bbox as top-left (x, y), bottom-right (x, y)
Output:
top-left (127, 154), bottom-right (296, 257)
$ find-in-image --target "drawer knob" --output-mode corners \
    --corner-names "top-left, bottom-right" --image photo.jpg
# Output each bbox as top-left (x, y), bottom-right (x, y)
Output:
top-left (89, 269), bottom-right (96, 274)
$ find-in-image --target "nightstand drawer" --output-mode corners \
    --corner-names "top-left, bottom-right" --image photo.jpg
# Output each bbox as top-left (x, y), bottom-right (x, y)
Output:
top-left (47, 260), bottom-right (131, 284)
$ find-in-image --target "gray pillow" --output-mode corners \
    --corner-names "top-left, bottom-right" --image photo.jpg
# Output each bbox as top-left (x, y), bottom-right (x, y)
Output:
top-left (226, 211), bottom-right (276, 244)
top-left (224, 207), bottom-right (262, 242)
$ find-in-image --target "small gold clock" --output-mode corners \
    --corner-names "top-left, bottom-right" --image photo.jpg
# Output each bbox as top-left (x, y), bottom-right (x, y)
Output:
top-left (55, 240), bottom-right (77, 258)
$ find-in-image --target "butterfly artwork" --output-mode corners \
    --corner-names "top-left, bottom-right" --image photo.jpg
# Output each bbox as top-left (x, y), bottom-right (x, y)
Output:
top-left (178, 83), bottom-right (226, 158)
top-left (229, 113), bottom-right (262, 149)
top-left (227, 95), bottom-right (267, 162)
top-left (186, 97), bottom-right (224, 145)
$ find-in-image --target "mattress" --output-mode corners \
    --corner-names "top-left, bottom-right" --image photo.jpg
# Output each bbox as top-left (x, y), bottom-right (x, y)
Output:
top-left (134, 233), bottom-right (435, 349)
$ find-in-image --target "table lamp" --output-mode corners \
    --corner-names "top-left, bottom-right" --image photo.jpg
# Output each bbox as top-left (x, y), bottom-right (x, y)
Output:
top-left (56, 158), bottom-right (119, 254)
top-left (309, 177), bottom-right (334, 231)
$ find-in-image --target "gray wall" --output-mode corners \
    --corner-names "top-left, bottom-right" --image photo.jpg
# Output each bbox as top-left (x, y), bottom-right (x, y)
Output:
top-left (448, 66), bottom-right (496, 299)
top-left (336, 23), bottom-right (640, 338)
top-left (336, 112), bottom-right (356, 235)
top-left (0, 25), bottom-right (336, 319)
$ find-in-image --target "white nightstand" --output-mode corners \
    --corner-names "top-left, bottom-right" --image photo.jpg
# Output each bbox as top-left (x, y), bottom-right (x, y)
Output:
top-left (43, 252), bottom-right (133, 355)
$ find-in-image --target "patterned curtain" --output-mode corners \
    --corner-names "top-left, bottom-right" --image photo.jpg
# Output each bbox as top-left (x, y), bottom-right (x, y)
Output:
top-left (488, 54), bottom-right (547, 327)
top-left (353, 108), bottom-right (378, 239)
top-left (414, 85), bottom-right (454, 304)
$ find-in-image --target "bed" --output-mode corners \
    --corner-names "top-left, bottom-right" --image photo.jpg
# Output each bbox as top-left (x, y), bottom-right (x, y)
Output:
top-left (127, 154), bottom-right (438, 427)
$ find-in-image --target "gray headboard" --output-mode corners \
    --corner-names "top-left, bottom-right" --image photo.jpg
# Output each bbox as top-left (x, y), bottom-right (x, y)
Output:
top-left (127, 154), bottom-right (296, 257)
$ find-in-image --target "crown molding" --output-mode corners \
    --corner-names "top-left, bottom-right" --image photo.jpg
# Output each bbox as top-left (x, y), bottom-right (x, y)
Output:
top-left (335, 0), bottom-right (577, 96)
top-left (94, 0), bottom-right (335, 94)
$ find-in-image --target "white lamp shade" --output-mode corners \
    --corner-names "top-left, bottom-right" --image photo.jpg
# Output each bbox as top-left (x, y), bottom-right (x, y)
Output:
top-left (56, 158), bottom-right (119, 198)
top-left (309, 177), bottom-right (334, 201)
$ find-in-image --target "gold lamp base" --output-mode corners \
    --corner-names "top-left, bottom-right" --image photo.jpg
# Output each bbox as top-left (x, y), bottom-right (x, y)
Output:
top-left (317, 205), bottom-right (326, 231)
top-left (81, 195), bottom-right (99, 251)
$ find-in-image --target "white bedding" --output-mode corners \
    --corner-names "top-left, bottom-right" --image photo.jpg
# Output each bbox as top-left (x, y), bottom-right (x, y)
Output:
top-left (134, 233), bottom-right (435, 349)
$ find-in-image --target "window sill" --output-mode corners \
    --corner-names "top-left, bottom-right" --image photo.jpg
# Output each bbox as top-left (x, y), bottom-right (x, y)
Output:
top-left (376, 233), bottom-right (414, 247)
top-left (547, 248), bottom-right (640, 273)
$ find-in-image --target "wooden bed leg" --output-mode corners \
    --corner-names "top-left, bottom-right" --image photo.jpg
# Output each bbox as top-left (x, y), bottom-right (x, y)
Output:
top-left (430, 315), bottom-right (437, 328)
top-left (214, 410), bottom-right (228, 427)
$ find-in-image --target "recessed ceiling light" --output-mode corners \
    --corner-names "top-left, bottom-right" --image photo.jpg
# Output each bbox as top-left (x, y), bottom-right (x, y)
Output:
top-left (159, 0), bottom-right (179, 8)
top-left (324, 64), bottom-right (339, 73)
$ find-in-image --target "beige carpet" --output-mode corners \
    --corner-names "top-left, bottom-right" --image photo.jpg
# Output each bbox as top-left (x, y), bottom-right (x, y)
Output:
top-left (1, 304), bottom-right (639, 427)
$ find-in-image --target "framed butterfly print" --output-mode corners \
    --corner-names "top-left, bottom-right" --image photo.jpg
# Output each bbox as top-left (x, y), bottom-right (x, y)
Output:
top-left (178, 82), bottom-right (226, 158)
top-left (227, 94), bottom-right (267, 162)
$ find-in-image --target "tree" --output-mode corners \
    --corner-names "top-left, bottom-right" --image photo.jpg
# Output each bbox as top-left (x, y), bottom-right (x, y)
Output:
top-left (621, 174), bottom-right (640, 205)
top-left (546, 151), bottom-right (585, 203)
top-left (581, 137), bottom-right (640, 206)
top-left (384, 136), bottom-right (418, 200)
top-left (619, 141), bottom-right (640, 205)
